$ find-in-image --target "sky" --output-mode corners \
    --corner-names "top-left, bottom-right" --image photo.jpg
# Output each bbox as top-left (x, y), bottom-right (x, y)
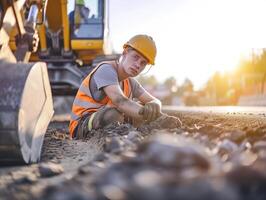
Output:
top-left (108, 0), bottom-right (266, 89)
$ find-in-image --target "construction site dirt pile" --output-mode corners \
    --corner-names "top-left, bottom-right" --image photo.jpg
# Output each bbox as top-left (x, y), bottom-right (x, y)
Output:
top-left (1, 114), bottom-right (266, 200)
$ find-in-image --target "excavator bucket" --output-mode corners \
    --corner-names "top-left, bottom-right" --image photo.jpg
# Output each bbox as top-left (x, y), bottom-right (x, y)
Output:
top-left (0, 61), bottom-right (54, 164)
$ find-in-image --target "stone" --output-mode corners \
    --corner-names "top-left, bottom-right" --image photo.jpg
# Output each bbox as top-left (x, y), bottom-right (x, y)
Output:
top-left (226, 165), bottom-right (266, 200)
top-left (223, 130), bottom-right (246, 143)
top-left (104, 137), bottom-right (123, 153)
top-left (253, 141), bottom-right (266, 152)
top-left (137, 134), bottom-right (210, 170)
top-left (38, 162), bottom-right (64, 177)
top-left (216, 139), bottom-right (238, 156)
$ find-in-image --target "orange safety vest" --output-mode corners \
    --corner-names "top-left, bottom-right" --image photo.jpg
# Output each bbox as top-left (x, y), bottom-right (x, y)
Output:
top-left (69, 61), bottom-right (132, 137)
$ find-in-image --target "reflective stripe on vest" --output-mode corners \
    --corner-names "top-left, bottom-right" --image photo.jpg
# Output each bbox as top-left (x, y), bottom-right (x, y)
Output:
top-left (69, 61), bottom-right (132, 137)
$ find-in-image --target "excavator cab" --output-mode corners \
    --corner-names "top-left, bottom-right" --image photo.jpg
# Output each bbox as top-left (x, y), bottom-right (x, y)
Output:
top-left (70, 0), bottom-right (104, 39)
top-left (0, 0), bottom-right (53, 164)
top-left (35, 0), bottom-right (115, 96)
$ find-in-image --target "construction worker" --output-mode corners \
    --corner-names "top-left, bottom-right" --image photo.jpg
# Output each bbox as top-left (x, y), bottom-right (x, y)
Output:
top-left (69, 35), bottom-right (162, 139)
top-left (69, 0), bottom-right (90, 25)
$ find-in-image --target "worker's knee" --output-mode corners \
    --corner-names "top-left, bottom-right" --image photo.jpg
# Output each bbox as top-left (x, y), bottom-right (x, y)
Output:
top-left (103, 108), bottom-right (124, 123)
top-left (93, 107), bottom-right (124, 129)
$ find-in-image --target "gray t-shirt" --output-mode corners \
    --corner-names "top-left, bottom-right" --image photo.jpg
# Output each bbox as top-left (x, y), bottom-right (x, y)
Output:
top-left (89, 63), bottom-right (145, 101)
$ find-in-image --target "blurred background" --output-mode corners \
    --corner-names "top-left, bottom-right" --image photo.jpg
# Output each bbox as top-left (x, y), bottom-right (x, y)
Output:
top-left (108, 0), bottom-right (266, 106)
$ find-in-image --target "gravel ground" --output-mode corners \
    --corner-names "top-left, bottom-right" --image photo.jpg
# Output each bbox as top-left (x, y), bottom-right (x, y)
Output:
top-left (1, 111), bottom-right (266, 200)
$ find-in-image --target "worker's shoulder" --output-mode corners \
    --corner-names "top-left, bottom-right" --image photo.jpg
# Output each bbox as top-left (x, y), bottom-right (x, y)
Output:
top-left (98, 62), bottom-right (113, 67)
top-left (97, 62), bottom-right (115, 69)
top-left (95, 63), bottom-right (117, 74)
top-left (92, 63), bottom-right (118, 81)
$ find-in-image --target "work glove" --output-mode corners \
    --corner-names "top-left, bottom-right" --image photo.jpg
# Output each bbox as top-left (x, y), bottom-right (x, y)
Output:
top-left (139, 100), bottom-right (161, 122)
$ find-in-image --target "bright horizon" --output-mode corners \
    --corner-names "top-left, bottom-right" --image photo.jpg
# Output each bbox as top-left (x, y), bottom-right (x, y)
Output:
top-left (109, 0), bottom-right (266, 89)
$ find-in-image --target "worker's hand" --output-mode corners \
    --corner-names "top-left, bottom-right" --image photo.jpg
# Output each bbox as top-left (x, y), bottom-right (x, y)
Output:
top-left (139, 100), bottom-right (161, 122)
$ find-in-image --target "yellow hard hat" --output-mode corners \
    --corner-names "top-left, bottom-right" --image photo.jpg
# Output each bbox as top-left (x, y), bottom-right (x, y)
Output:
top-left (76, 0), bottom-right (85, 5)
top-left (123, 34), bottom-right (157, 65)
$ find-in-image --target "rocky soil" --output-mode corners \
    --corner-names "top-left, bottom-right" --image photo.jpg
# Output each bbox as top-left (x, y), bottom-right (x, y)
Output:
top-left (1, 111), bottom-right (266, 200)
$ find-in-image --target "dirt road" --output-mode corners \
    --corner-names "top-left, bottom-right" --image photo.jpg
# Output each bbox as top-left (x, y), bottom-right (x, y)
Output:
top-left (1, 110), bottom-right (266, 200)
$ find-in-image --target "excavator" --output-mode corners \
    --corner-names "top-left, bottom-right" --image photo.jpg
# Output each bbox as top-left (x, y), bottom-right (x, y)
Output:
top-left (0, 0), bottom-right (113, 164)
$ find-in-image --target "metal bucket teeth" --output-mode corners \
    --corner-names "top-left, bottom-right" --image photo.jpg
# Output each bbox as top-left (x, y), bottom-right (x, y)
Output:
top-left (0, 60), bottom-right (54, 164)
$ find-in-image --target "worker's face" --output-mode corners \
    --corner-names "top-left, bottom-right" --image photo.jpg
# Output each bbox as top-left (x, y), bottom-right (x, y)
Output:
top-left (81, 6), bottom-right (90, 18)
top-left (122, 49), bottom-right (148, 77)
